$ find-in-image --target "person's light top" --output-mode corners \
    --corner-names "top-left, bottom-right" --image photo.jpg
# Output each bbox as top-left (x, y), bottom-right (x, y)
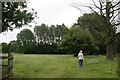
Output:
top-left (78, 52), bottom-right (84, 60)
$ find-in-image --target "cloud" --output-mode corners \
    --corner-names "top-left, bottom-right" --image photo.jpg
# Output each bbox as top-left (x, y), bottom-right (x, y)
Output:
top-left (0, 0), bottom-right (91, 43)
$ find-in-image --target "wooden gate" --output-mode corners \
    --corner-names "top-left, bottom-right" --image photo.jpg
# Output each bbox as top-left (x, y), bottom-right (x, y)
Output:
top-left (0, 52), bottom-right (13, 78)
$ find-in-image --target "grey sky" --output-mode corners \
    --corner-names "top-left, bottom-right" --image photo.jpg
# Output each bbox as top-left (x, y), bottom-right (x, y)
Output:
top-left (27, 0), bottom-right (91, 26)
top-left (0, 0), bottom-right (92, 43)
top-left (0, 0), bottom-right (120, 43)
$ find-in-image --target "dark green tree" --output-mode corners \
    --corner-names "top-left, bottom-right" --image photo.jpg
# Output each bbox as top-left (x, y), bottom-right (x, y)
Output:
top-left (58, 25), bottom-right (99, 56)
top-left (17, 29), bottom-right (35, 53)
top-left (2, 2), bottom-right (37, 32)
top-left (77, 13), bottom-right (106, 54)
top-left (2, 42), bottom-right (9, 53)
top-left (34, 24), bottom-right (69, 53)
top-left (9, 40), bottom-right (21, 53)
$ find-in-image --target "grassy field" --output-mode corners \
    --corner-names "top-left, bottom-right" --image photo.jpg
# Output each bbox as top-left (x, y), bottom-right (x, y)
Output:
top-left (3, 53), bottom-right (118, 78)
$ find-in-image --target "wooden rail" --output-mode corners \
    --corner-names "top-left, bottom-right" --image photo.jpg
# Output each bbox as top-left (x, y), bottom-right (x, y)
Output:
top-left (0, 56), bottom-right (13, 59)
top-left (0, 54), bottom-right (14, 78)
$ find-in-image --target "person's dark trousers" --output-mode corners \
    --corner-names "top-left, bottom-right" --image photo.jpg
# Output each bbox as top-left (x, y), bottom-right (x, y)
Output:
top-left (79, 60), bottom-right (83, 67)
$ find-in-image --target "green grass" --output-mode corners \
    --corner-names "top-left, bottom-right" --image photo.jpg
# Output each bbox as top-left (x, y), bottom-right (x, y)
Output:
top-left (5, 53), bottom-right (118, 78)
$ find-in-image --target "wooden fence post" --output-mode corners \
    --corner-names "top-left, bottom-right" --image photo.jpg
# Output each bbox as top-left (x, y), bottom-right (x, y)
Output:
top-left (8, 43), bottom-right (13, 77)
top-left (8, 54), bottom-right (13, 77)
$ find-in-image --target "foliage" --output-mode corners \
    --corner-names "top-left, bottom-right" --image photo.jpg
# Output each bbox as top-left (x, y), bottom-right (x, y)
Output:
top-left (33, 24), bottom-right (68, 54)
top-left (9, 40), bottom-right (21, 53)
top-left (17, 29), bottom-right (36, 53)
top-left (58, 25), bottom-right (99, 56)
top-left (1, 42), bottom-right (9, 53)
top-left (77, 13), bottom-right (106, 54)
top-left (77, 13), bottom-right (106, 42)
top-left (34, 24), bottom-right (68, 44)
top-left (7, 24), bottom-right (69, 54)
top-left (7, 23), bottom-right (101, 55)
top-left (2, 2), bottom-right (37, 32)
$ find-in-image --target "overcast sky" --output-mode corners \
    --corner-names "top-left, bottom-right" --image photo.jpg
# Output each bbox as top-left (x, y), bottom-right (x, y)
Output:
top-left (0, 0), bottom-right (92, 43)
top-left (0, 0), bottom-right (120, 43)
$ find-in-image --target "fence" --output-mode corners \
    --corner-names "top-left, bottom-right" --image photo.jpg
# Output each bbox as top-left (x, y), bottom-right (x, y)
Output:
top-left (0, 53), bottom-right (14, 78)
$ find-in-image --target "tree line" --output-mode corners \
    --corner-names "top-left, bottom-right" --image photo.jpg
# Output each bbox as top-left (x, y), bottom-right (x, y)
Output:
top-left (1, 13), bottom-right (120, 56)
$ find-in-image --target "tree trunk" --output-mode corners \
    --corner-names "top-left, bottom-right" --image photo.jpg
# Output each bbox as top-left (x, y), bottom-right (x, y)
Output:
top-left (105, 2), bottom-right (114, 61)
top-left (106, 43), bottom-right (114, 60)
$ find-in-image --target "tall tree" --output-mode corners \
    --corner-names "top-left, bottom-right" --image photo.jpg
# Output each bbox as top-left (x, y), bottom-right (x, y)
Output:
top-left (34, 24), bottom-right (69, 53)
top-left (77, 13), bottom-right (106, 54)
top-left (34, 24), bottom-right (68, 45)
top-left (2, 2), bottom-right (37, 32)
top-left (74, 0), bottom-right (120, 60)
top-left (55, 24), bottom-right (68, 44)
top-left (49, 25), bottom-right (56, 44)
top-left (34, 24), bottom-right (49, 44)
top-left (17, 29), bottom-right (35, 53)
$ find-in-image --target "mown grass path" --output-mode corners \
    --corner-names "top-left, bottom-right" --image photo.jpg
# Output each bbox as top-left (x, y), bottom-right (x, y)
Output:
top-left (8, 53), bottom-right (118, 78)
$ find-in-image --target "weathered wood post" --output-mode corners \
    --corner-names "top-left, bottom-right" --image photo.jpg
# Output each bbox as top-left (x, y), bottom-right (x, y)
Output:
top-left (8, 54), bottom-right (13, 77)
top-left (8, 43), bottom-right (13, 77)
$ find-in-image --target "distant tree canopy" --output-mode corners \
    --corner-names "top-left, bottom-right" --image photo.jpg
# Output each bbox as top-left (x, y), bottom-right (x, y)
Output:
top-left (34, 23), bottom-right (68, 45)
top-left (13, 24), bottom-right (99, 55)
top-left (3, 21), bottom-right (118, 55)
top-left (2, 2), bottom-right (37, 32)
top-left (2, 22), bottom-right (119, 56)
top-left (2, 42), bottom-right (9, 53)
top-left (77, 13), bottom-right (105, 42)
top-left (58, 25), bottom-right (99, 56)
top-left (10, 24), bottom-right (69, 54)
top-left (17, 29), bottom-right (35, 42)
top-left (9, 40), bottom-right (21, 53)
top-left (33, 24), bottom-right (69, 54)
top-left (77, 13), bottom-right (106, 54)
top-left (17, 29), bottom-right (35, 53)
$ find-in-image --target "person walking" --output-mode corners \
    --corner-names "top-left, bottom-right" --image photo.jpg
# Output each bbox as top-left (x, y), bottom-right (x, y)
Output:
top-left (78, 50), bottom-right (84, 67)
